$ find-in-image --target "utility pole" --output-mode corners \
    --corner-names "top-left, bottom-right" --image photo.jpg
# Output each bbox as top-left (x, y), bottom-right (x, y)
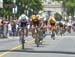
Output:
top-left (13, 0), bottom-right (16, 19)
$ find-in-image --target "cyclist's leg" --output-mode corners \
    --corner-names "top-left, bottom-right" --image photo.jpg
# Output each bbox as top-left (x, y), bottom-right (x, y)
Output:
top-left (31, 25), bottom-right (35, 38)
top-left (51, 25), bottom-right (56, 38)
top-left (47, 24), bottom-right (51, 34)
top-left (19, 27), bottom-right (23, 43)
top-left (42, 24), bottom-right (47, 37)
top-left (24, 26), bottom-right (28, 37)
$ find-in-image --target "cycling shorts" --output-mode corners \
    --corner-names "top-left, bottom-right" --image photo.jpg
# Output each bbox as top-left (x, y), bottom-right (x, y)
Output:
top-left (50, 22), bottom-right (55, 26)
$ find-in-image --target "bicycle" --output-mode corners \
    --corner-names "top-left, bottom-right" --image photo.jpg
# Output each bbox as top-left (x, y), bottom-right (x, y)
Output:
top-left (51, 30), bottom-right (55, 40)
top-left (60, 28), bottom-right (63, 36)
top-left (67, 26), bottom-right (71, 33)
top-left (39, 28), bottom-right (46, 44)
top-left (19, 26), bottom-right (28, 49)
top-left (50, 26), bottom-right (56, 40)
top-left (34, 26), bottom-right (40, 47)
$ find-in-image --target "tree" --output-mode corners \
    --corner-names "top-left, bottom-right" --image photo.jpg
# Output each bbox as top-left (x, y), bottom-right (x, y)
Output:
top-left (0, 0), bottom-right (43, 17)
top-left (66, 0), bottom-right (75, 19)
top-left (0, 0), bottom-right (14, 17)
top-left (54, 12), bottom-right (62, 21)
top-left (16, 0), bottom-right (43, 17)
top-left (54, 0), bottom-right (75, 20)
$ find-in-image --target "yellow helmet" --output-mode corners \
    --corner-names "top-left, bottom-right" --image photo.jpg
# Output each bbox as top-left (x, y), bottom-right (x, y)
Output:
top-left (31, 15), bottom-right (36, 20)
top-left (12, 20), bottom-right (16, 23)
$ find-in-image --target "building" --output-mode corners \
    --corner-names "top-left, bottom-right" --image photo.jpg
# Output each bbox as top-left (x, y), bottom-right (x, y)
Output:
top-left (40, 0), bottom-right (63, 18)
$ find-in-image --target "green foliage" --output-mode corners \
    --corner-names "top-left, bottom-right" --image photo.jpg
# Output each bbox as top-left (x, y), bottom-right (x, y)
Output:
top-left (54, 0), bottom-right (75, 19)
top-left (0, 0), bottom-right (43, 17)
top-left (16, 0), bottom-right (43, 16)
top-left (0, 0), bottom-right (13, 16)
top-left (54, 13), bottom-right (62, 21)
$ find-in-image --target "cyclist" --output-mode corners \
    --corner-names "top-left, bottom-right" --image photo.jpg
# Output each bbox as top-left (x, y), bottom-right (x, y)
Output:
top-left (41, 18), bottom-right (47, 37)
top-left (17, 14), bottom-right (29, 37)
top-left (30, 14), bottom-right (42, 41)
top-left (58, 21), bottom-right (64, 36)
top-left (72, 22), bottom-right (75, 31)
top-left (43, 18), bottom-right (47, 31)
top-left (48, 16), bottom-right (57, 31)
top-left (47, 16), bottom-right (57, 39)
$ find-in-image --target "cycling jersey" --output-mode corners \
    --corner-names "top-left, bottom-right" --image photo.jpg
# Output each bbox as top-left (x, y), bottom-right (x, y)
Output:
top-left (48, 17), bottom-right (56, 26)
top-left (59, 22), bottom-right (63, 27)
top-left (31, 15), bottom-right (41, 26)
top-left (31, 19), bottom-right (40, 26)
top-left (20, 19), bottom-right (28, 27)
top-left (17, 14), bottom-right (29, 28)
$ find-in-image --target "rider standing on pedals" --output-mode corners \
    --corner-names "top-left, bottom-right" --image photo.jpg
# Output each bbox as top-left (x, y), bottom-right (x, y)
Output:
top-left (30, 14), bottom-right (42, 40)
top-left (47, 16), bottom-right (57, 37)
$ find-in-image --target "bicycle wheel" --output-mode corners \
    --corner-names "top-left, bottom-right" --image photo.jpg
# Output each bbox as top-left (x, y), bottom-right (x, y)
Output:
top-left (35, 37), bottom-right (39, 47)
top-left (19, 28), bottom-right (25, 49)
top-left (60, 30), bottom-right (63, 36)
top-left (51, 31), bottom-right (55, 40)
top-left (67, 28), bottom-right (71, 33)
top-left (35, 29), bottom-right (40, 47)
top-left (21, 35), bottom-right (24, 49)
top-left (38, 29), bottom-right (43, 45)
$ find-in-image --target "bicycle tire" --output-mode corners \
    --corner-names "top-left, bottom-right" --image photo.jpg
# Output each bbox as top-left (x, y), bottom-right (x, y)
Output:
top-left (51, 31), bottom-right (55, 40)
top-left (21, 31), bottom-right (25, 49)
top-left (35, 33), bottom-right (40, 47)
top-left (34, 28), bottom-right (40, 47)
top-left (19, 27), bottom-right (25, 49)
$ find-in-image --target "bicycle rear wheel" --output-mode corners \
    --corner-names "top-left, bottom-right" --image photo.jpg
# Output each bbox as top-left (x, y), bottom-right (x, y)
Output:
top-left (19, 28), bottom-right (25, 49)
top-left (51, 31), bottom-right (55, 40)
top-left (21, 36), bottom-right (25, 49)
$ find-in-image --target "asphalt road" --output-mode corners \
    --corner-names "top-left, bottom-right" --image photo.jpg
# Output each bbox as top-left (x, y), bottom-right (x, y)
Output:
top-left (0, 30), bottom-right (75, 57)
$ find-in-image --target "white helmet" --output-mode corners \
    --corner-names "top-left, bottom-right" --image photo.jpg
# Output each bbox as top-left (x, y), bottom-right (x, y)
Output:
top-left (17, 14), bottom-right (29, 24)
top-left (18, 14), bottom-right (29, 21)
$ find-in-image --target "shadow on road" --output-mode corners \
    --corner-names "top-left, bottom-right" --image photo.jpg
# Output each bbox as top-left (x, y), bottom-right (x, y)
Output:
top-left (0, 49), bottom-right (75, 55)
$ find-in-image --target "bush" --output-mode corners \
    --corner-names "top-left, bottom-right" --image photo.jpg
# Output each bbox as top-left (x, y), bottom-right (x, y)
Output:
top-left (54, 12), bottom-right (62, 21)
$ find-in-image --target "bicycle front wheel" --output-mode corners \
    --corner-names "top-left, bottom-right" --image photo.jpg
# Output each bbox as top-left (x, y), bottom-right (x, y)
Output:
top-left (21, 36), bottom-right (25, 49)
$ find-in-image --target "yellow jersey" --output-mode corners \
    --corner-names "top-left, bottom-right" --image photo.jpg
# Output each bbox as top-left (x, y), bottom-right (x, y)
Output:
top-left (48, 16), bottom-right (56, 24)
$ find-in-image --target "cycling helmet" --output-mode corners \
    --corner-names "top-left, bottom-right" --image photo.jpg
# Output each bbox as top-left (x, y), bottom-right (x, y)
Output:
top-left (12, 20), bottom-right (16, 23)
top-left (31, 15), bottom-right (36, 20)
top-left (36, 15), bottom-right (41, 20)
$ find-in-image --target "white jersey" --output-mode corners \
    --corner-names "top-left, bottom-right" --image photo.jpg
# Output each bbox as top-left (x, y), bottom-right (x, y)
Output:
top-left (67, 23), bottom-right (72, 26)
top-left (17, 14), bottom-right (29, 25)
